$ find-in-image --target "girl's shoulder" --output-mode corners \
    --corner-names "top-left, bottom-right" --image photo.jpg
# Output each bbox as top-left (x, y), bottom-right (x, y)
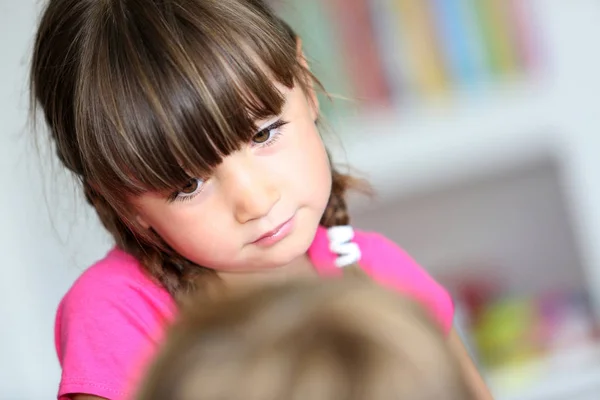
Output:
top-left (309, 226), bottom-right (454, 335)
top-left (57, 247), bottom-right (176, 330)
top-left (55, 248), bottom-right (176, 400)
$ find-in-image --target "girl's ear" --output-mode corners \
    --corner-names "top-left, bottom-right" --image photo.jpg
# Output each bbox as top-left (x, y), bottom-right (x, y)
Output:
top-left (296, 38), bottom-right (320, 118)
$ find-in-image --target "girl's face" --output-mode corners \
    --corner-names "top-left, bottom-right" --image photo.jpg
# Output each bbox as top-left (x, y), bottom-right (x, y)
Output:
top-left (132, 83), bottom-right (332, 273)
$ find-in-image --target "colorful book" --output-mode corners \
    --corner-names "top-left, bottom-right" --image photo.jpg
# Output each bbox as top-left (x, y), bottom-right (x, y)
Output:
top-left (429, 0), bottom-right (483, 88)
top-left (472, 0), bottom-right (520, 77)
top-left (393, 0), bottom-right (449, 98)
top-left (326, 0), bottom-right (393, 110)
top-left (456, 0), bottom-right (491, 84)
top-left (507, 0), bottom-right (542, 74)
top-left (368, 0), bottom-right (417, 104)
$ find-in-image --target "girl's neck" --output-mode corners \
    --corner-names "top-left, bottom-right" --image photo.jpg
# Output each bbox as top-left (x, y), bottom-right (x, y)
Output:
top-left (217, 253), bottom-right (317, 292)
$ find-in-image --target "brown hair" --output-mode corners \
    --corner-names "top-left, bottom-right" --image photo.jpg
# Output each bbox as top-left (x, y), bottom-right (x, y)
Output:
top-left (30, 0), bottom-right (361, 300)
top-left (137, 277), bottom-right (471, 400)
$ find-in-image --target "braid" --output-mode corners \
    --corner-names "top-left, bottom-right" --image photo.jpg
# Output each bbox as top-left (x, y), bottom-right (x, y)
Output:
top-left (320, 167), bottom-right (351, 227)
top-left (83, 183), bottom-right (217, 302)
top-left (320, 159), bottom-right (367, 275)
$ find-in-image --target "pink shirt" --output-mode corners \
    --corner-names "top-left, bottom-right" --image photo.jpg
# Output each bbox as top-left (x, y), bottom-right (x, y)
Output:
top-left (55, 226), bottom-right (453, 399)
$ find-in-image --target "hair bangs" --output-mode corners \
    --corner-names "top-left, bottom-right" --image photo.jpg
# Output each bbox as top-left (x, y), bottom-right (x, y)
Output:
top-left (72, 0), bottom-right (305, 198)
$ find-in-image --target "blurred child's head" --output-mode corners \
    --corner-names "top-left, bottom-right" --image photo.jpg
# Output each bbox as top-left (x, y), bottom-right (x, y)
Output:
top-left (137, 277), bottom-right (471, 400)
top-left (31, 0), bottom-right (362, 297)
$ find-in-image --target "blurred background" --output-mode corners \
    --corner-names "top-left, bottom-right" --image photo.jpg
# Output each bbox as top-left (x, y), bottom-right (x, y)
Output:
top-left (2, 0), bottom-right (600, 399)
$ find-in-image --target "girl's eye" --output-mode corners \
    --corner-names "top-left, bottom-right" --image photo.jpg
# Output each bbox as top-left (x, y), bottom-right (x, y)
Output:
top-left (253, 130), bottom-right (270, 144)
top-left (172, 177), bottom-right (204, 202)
top-left (180, 179), bottom-right (200, 194)
top-left (252, 120), bottom-right (288, 146)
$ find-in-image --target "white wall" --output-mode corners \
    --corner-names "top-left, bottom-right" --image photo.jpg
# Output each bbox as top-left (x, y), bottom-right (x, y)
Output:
top-left (1, 1), bottom-right (111, 398)
top-left (545, 0), bottom-right (600, 318)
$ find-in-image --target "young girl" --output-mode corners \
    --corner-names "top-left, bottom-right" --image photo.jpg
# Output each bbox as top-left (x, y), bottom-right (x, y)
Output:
top-left (137, 277), bottom-right (473, 400)
top-left (30, 0), bottom-right (492, 399)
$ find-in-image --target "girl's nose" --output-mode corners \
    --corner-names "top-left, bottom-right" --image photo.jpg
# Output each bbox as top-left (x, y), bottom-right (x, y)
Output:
top-left (220, 156), bottom-right (281, 224)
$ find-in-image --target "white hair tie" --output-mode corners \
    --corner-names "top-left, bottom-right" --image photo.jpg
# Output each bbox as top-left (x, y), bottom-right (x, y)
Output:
top-left (327, 225), bottom-right (361, 268)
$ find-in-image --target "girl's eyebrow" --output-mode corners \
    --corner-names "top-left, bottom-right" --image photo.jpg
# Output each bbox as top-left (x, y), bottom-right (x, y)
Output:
top-left (251, 83), bottom-right (291, 131)
top-left (254, 94), bottom-right (289, 131)
top-left (256, 116), bottom-right (280, 131)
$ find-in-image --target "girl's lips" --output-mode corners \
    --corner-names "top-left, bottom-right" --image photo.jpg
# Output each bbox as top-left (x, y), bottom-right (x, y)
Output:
top-left (252, 215), bottom-right (295, 247)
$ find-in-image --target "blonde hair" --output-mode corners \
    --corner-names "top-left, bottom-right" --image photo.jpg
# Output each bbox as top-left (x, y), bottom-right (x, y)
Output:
top-left (137, 277), bottom-right (471, 400)
top-left (30, 0), bottom-right (362, 300)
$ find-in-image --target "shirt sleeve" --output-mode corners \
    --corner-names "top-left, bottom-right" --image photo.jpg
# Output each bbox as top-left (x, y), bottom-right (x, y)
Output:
top-left (360, 232), bottom-right (455, 335)
top-left (55, 270), bottom-right (171, 400)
